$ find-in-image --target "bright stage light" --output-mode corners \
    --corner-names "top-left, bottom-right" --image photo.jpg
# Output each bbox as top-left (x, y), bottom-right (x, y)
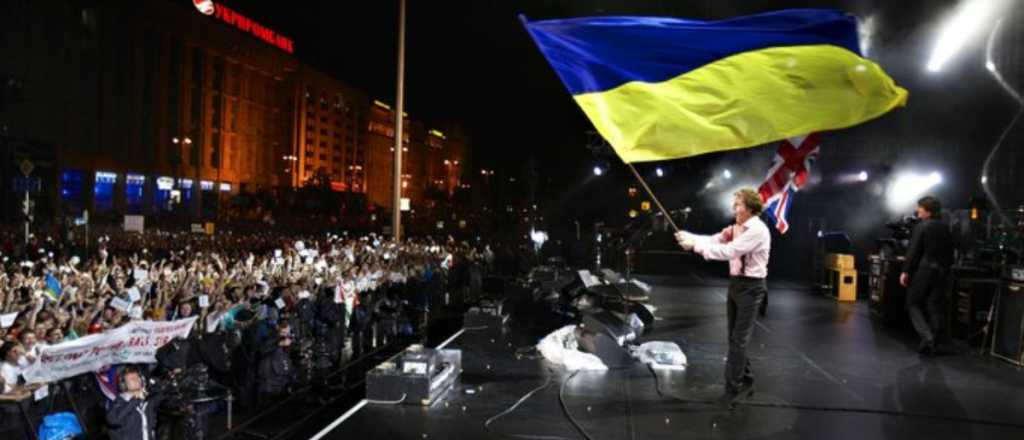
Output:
top-left (530, 229), bottom-right (548, 250)
top-left (926, 0), bottom-right (1002, 73)
top-left (723, 169), bottom-right (732, 180)
top-left (887, 171), bottom-right (943, 212)
top-left (858, 171), bottom-right (869, 182)
top-left (593, 166), bottom-right (604, 176)
top-left (655, 167), bottom-right (664, 177)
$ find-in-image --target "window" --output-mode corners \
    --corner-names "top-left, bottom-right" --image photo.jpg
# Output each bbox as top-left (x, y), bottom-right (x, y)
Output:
top-left (155, 177), bottom-right (174, 211)
top-left (212, 56), bottom-right (224, 91)
top-left (126, 174), bottom-right (146, 214)
top-left (60, 170), bottom-right (84, 212)
top-left (94, 172), bottom-right (117, 213)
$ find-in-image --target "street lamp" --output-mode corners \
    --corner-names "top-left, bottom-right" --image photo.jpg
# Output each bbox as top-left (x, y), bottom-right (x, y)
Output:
top-left (282, 154), bottom-right (298, 186)
top-left (171, 136), bottom-right (192, 211)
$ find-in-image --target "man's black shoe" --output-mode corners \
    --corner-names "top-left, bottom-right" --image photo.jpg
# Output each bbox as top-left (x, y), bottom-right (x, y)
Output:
top-left (918, 339), bottom-right (936, 356)
top-left (718, 381), bottom-right (754, 408)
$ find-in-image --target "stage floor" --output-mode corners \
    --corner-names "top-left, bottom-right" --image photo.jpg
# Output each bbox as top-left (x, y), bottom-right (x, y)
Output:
top-left (302, 275), bottom-right (1024, 440)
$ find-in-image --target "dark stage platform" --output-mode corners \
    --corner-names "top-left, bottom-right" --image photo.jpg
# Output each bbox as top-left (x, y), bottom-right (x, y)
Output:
top-left (303, 275), bottom-right (1024, 440)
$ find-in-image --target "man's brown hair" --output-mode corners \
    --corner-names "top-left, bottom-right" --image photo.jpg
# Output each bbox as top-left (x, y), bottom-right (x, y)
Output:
top-left (734, 188), bottom-right (763, 216)
top-left (917, 195), bottom-right (942, 217)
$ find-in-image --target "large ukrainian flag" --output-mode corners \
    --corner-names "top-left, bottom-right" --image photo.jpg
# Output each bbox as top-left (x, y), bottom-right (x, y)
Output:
top-left (522, 9), bottom-right (908, 163)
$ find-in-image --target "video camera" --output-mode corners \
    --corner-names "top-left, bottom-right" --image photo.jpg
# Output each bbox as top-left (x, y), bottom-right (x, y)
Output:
top-left (885, 215), bottom-right (921, 240)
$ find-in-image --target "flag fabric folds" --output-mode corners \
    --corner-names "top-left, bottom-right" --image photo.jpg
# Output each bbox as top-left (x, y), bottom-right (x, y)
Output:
top-left (522, 9), bottom-right (907, 163)
top-left (758, 134), bottom-right (821, 234)
top-left (95, 365), bottom-right (119, 402)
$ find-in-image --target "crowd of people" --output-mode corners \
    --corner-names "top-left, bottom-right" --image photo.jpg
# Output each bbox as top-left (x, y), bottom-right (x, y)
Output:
top-left (0, 226), bottom-right (506, 439)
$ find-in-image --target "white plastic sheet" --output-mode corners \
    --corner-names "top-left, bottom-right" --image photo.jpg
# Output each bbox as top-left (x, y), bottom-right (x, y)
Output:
top-left (537, 325), bottom-right (608, 371)
top-left (632, 341), bottom-right (687, 370)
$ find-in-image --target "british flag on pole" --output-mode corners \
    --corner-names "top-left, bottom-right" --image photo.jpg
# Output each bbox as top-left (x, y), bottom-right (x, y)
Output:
top-left (758, 133), bottom-right (821, 234)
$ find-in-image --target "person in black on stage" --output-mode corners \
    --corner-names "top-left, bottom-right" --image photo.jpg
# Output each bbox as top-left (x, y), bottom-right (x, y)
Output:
top-left (900, 195), bottom-right (954, 355)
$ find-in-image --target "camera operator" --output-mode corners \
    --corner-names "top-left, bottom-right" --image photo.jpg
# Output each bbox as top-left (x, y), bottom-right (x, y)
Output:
top-left (106, 366), bottom-right (163, 440)
top-left (232, 307), bottom-right (262, 409)
top-left (256, 321), bottom-right (294, 405)
top-left (315, 286), bottom-right (345, 366)
top-left (899, 195), bottom-right (954, 355)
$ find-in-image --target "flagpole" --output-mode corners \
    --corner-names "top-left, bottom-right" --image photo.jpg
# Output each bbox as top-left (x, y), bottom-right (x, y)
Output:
top-left (625, 163), bottom-right (681, 232)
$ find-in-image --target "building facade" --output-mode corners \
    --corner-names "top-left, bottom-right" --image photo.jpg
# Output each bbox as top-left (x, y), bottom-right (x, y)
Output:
top-left (0, 0), bottom-right (466, 223)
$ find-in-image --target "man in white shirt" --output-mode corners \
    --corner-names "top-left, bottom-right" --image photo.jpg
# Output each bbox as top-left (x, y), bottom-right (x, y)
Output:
top-left (675, 188), bottom-right (770, 403)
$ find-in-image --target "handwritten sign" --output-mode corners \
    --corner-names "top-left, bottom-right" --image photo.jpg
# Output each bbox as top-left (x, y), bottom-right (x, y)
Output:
top-left (22, 317), bottom-right (197, 384)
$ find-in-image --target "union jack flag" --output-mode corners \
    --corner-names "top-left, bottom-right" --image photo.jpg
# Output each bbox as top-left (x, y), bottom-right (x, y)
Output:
top-left (758, 133), bottom-right (821, 234)
top-left (95, 365), bottom-right (119, 403)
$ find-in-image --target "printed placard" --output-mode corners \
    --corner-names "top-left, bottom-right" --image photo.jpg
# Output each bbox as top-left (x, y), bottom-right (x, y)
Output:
top-left (0, 312), bottom-right (18, 328)
top-left (110, 297), bottom-right (132, 312)
top-left (126, 287), bottom-right (141, 303)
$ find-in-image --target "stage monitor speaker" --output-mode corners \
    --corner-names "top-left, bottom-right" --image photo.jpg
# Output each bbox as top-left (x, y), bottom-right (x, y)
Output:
top-left (576, 311), bottom-right (634, 368)
top-left (948, 272), bottom-right (998, 346)
top-left (868, 256), bottom-right (911, 329)
top-left (600, 269), bottom-right (623, 283)
top-left (601, 302), bottom-right (655, 334)
top-left (574, 328), bottom-right (632, 369)
top-left (991, 280), bottom-right (1024, 366)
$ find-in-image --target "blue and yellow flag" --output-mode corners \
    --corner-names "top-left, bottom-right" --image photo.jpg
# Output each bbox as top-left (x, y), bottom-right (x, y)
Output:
top-left (522, 9), bottom-right (908, 163)
top-left (45, 273), bottom-right (62, 301)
